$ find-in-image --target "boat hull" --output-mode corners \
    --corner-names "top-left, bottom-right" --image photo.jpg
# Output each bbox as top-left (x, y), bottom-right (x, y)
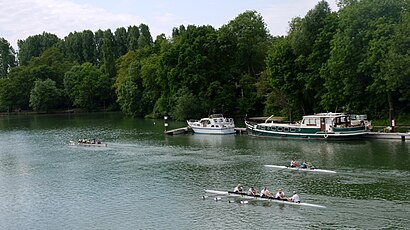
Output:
top-left (204, 189), bottom-right (326, 208)
top-left (246, 121), bottom-right (366, 140)
top-left (190, 127), bottom-right (235, 135)
top-left (264, 165), bottom-right (336, 174)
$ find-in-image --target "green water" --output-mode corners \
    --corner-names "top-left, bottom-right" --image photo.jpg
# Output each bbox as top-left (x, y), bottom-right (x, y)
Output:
top-left (0, 113), bottom-right (409, 229)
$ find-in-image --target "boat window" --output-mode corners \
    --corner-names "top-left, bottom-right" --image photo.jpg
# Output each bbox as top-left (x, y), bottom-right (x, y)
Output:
top-left (305, 118), bottom-right (319, 126)
top-left (277, 127), bottom-right (283, 132)
top-left (284, 127), bottom-right (289, 132)
top-left (290, 128), bottom-right (296, 132)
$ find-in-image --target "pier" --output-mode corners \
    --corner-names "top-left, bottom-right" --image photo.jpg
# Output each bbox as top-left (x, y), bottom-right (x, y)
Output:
top-left (165, 127), bottom-right (247, 135)
top-left (363, 132), bottom-right (410, 141)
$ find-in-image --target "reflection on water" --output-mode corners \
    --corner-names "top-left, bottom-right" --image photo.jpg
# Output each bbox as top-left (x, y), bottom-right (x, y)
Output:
top-left (188, 134), bottom-right (236, 148)
top-left (0, 113), bottom-right (409, 229)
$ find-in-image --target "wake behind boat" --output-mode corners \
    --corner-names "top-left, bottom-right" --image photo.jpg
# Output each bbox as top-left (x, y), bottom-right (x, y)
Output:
top-left (264, 164), bottom-right (336, 174)
top-left (204, 189), bottom-right (326, 208)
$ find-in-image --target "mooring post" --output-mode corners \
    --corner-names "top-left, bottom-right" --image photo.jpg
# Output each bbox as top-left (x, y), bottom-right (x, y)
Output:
top-left (164, 114), bottom-right (168, 132)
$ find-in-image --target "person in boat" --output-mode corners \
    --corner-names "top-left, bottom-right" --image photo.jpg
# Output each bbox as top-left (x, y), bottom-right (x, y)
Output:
top-left (248, 187), bottom-right (257, 196)
top-left (274, 188), bottom-right (286, 200)
top-left (290, 159), bottom-right (299, 167)
top-left (234, 184), bottom-right (243, 193)
top-left (260, 187), bottom-right (272, 198)
top-left (288, 191), bottom-right (300, 203)
top-left (301, 160), bottom-right (315, 169)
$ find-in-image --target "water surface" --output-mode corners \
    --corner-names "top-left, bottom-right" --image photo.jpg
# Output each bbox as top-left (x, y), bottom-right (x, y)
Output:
top-left (0, 113), bottom-right (409, 229)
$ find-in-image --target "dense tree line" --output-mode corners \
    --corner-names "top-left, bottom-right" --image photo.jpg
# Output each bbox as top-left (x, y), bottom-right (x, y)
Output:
top-left (0, 0), bottom-right (409, 121)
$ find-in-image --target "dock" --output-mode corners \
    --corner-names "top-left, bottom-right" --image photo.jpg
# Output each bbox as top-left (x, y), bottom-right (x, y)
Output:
top-left (363, 132), bottom-right (410, 141)
top-left (235, 128), bottom-right (247, 134)
top-left (164, 127), bottom-right (192, 135)
top-left (165, 127), bottom-right (247, 135)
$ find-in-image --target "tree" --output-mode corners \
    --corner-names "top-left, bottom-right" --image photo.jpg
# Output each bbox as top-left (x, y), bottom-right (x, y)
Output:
top-left (29, 79), bottom-right (61, 111)
top-left (0, 37), bottom-right (16, 78)
top-left (322, 0), bottom-right (406, 116)
top-left (138, 24), bottom-right (153, 49)
top-left (218, 10), bottom-right (271, 115)
top-left (265, 37), bottom-right (300, 120)
top-left (64, 63), bottom-right (112, 110)
top-left (17, 32), bottom-right (60, 65)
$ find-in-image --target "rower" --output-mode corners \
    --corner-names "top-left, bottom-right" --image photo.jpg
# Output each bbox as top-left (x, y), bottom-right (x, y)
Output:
top-left (288, 191), bottom-right (300, 203)
top-left (248, 187), bottom-right (257, 196)
top-left (234, 184), bottom-right (243, 193)
top-left (290, 159), bottom-right (299, 167)
top-left (300, 160), bottom-right (308, 168)
top-left (260, 187), bottom-right (272, 198)
top-left (275, 188), bottom-right (286, 200)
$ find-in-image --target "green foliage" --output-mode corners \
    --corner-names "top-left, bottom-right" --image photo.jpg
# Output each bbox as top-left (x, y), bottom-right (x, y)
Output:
top-left (64, 63), bottom-right (112, 111)
top-left (17, 32), bottom-right (60, 66)
top-left (2, 4), bottom-right (410, 121)
top-left (0, 37), bottom-right (16, 78)
top-left (169, 87), bottom-right (201, 121)
top-left (29, 79), bottom-right (61, 111)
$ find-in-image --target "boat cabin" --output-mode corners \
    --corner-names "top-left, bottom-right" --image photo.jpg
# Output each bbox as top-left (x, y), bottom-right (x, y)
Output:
top-left (301, 113), bottom-right (364, 132)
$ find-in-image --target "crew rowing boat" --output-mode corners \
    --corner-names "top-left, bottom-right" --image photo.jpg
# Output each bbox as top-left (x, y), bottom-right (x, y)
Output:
top-left (69, 140), bottom-right (107, 147)
top-left (264, 165), bottom-right (336, 174)
top-left (204, 189), bottom-right (326, 208)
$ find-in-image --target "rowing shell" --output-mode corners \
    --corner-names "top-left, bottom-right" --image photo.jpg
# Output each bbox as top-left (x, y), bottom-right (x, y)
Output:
top-left (264, 165), bottom-right (336, 174)
top-left (69, 141), bottom-right (107, 147)
top-left (204, 189), bottom-right (326, 208)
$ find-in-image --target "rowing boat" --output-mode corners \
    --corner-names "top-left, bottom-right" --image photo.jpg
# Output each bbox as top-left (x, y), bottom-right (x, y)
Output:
top-left (204, 189), bottom-right (326, 208)
top-left (264, 165), bottom-right (336, 174)
top-left (69, 141), bottom-right (107, 147)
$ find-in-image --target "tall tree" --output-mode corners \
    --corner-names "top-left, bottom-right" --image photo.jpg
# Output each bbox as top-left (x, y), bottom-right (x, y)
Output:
top-left (17, 32), bottom-right (60, 65)
top-left (101, 29), bottom-right (117, 79)
top-left (0, 37), bottom-right (16, 78)
top-left (322, 0), bottom-right (406, 116)
top-left (219, 10), bottom-right (271, 115)
top-left (138, 24), bottom-right (153, 49)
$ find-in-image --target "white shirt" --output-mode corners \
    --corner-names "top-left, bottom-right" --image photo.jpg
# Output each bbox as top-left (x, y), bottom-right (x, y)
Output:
top-left (248, 188), bottom-right (256, 195)
top-left (290, 193), bottom-right (300, 203)
top-left (275, 191), bottom-right (285, 199)
top-left (234, 186), bottom-right (242, 193)
top-left (260, 188), bottom-right (269, 197)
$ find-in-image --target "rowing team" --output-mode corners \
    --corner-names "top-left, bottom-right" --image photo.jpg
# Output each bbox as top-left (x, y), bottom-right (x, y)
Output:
top-left (234, 184), bottom-right (300, 203)
top-left (290, 159), bottom-right (315, 169)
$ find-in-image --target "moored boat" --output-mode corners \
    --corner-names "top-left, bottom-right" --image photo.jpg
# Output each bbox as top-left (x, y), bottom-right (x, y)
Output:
top-left (187, 114), bottom-right (235, 135)
top-left (246, 113), bottom-right (371, 140)
top-left (204, 189), bottom-right (326, 208)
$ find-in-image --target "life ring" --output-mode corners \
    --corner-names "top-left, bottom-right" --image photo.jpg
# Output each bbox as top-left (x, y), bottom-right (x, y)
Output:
top-left (324, 133), bottom-right (328, 139)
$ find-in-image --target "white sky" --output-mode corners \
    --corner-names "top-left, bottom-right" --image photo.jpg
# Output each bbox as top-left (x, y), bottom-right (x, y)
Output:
top-left (0, 0), bottom-right (338, 49)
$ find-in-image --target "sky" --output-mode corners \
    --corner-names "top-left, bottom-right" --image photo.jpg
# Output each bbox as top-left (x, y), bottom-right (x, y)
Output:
top-left (0, 0), bottom-right (338, 49)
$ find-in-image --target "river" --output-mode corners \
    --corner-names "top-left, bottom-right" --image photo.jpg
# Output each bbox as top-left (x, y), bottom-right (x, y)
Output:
top-left (0, 113), bottom-right (409, 229)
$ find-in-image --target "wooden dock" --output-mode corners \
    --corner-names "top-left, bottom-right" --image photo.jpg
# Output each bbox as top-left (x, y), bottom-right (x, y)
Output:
top-left (164, 127), bottom-right (192, 135)
top-left (165, 127), bottom-right (247, 135)
top-left (235, 128), bottom-right (247, 134)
